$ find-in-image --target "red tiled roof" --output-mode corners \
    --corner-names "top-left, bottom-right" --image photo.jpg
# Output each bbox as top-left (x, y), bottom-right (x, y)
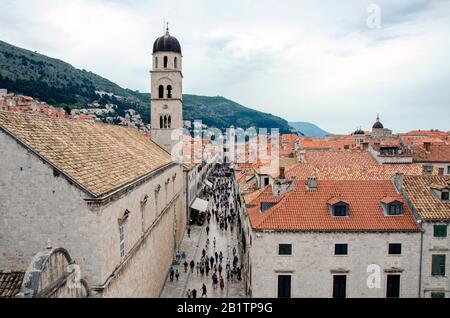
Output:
top-left (380, 196), bottom-right (404, 205)
top-left (327, 197), bottom-right (349, 206)
top-left (412, 143), bottom-right (450, 163)
top-left (286, 150), bottom-right (423, 180)
top-left (402, 175), bottom-right (450, 220)
top-left (248, 180), bottom-right (419, 232)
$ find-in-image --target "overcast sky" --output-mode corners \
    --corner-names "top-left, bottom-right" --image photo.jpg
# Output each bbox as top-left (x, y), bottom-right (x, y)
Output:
top-left (1, 0), bottom-right (449, 134)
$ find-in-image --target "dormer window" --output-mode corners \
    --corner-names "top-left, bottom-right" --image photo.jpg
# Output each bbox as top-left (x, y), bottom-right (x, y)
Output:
top-left (381, 197), bottom-right (404, 216)
top-left (387, 204), bottom-right (403, 216)
top-left (328, 198), bottom-right (349, 217)
top-left (333, 205), bottom-right (349, 217)
top-left (442, 191), bottom-right (449, 201)
top-left (261, 202), bottom-right (275, 213)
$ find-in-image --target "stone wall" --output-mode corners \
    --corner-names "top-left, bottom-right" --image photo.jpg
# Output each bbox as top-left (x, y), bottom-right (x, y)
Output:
top-left (421, 222), bottom-right (450, 297)
top-left (250, 231), bottom-right (421, 298)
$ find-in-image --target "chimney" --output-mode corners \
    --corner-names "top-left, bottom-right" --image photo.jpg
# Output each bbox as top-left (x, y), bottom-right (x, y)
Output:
top-left (392, 173), bottom-right (405, 193)
top-left (279, 167), bottom-right (286, 180)
top-left (424, 142), bottom-right (431, 152)
top-left (307, 177), bottom-right (317, 190)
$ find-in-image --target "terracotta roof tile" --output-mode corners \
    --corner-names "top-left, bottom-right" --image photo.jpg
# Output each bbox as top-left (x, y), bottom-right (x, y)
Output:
top-left (402, 175), bottom-right (450, 220)
top-left (0, 271), bottom-right (25, 298)
top-left (412, 143), bottom-right (450, 163)
top-left (287, 150), bottom-right (424, 180)
top-left (0, 111), bottom-right (173, 197)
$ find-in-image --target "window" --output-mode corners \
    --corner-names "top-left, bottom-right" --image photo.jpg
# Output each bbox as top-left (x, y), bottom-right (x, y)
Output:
top-left (335, 244), bottom-right (348, 255)
top-left (174, 57), bottom-right (178, 69)
top-left (164, 56), bottom-right (168, 68)
top-left (423, 165), bottom-right (433, 175)
top-left (442, 191), bottom-right (449, 201)
top-left (387, 204), bottom-right (403, 216)
top-left (333, 205), bottom-right (348, 217)
top-left (160, 116), bottom-right (163, 129)
top-left (261, 202), bottom-right (275, 213)
top-left (278, 244), bottom-right (292, 256)
top-left (386, 275), bottom-right (400, 298)
top-left (333, 275), bottom-right (347, 298)
top-left (263, 177), bottom-right (270, 187)
top-left (158, 85), bottom-right (164, 99)
top-left (277, 275), bottom-right (291, 298)
top-left (434, 225), bottom-right (448, 238)
top-left (167, 85), bottom-right (173, 98)
top-left (155, 57), bottom-right (158, 69)
top-left (447, 166), bottom-right (450, 175)
top-left (389, 243), bottom-right (402, 255)
top-left (168, 116), bottom-right (172, 129)
top-left (431, 292), bottom-right (445, 298)
top-left (432, 255), bottom-right (446, 276)
top-left (119, 224), bottom-right (125, 258)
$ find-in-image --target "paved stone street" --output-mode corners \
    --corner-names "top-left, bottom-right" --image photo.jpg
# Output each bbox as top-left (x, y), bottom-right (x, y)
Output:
top-left (160, 178), bottom-right (247, 299)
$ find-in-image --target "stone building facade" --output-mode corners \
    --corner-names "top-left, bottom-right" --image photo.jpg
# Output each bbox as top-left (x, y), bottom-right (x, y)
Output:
top-left (0, 111), bottom-right (186, 298)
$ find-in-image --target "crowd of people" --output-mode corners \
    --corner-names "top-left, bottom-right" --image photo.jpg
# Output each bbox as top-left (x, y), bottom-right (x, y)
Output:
top-left (168, 164), bottom-right (244, 299)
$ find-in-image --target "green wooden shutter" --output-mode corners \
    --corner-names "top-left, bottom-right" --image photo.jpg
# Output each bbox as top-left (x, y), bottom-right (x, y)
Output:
top-left (432, 255), bottom-right (446, 276)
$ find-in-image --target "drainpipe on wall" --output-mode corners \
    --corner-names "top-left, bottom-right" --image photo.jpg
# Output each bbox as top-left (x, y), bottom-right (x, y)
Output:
top-left (418, 221), bottom-right (424, 298)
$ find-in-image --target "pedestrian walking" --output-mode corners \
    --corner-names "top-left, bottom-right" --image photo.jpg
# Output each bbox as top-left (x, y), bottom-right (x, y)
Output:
top-left (169, 266), bottom-right (175, 282)
top-left (220, 277), bottom-right (225, 290)
top-left (206, 226), bottom-right (210, 236)
top-left (187, 227), bottom-right (191, 238)
top-left (215, 251), bottom-right (219, 263)
top-left (201, 284), bottom-right (208, 298)
top-left (219, 252), bottom-right (224, 263)
top-left (213, 237), bottom-right (216, 249)
top-left (175, 270), bottom-right (180, 281)
top-left (184, 261), bottom-right (188, 273)
top-left (210, 256), bottom-right (215, 268)
top-left (186, 289), bottom-right (192, 298)
top-left (192, 289), bottom-right (197, 298)
top-left (196, 262), bottom-right (200, 275)
top-left (218, 263), bottom-right (223, 276)
top-left (190, 260), bottom-right (195, 273)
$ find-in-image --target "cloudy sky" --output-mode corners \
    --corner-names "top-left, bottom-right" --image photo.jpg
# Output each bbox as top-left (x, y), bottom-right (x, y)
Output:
top-left (1, 0), bottom-right (449, 133)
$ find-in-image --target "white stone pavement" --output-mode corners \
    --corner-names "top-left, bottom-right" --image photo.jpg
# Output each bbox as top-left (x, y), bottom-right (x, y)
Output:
top-left (160, 181), bottom-right (246, 299)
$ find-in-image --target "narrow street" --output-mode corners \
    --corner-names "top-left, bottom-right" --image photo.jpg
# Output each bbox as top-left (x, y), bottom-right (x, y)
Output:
top-left (160, 165), bottom-right (247, 298)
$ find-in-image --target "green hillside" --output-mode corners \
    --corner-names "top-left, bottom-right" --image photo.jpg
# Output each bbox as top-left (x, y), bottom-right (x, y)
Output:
top-left (0, 39), bottom-right (292, 133)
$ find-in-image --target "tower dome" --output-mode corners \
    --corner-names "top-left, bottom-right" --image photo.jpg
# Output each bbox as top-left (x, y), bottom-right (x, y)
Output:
top-left (153, 26), bottom-right (182, 54)
top-left (372, 114), bottom-right (384, 129)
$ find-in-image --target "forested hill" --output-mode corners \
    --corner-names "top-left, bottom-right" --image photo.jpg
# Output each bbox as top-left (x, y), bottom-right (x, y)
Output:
top-left (0, 39), bottom-right (292, 133)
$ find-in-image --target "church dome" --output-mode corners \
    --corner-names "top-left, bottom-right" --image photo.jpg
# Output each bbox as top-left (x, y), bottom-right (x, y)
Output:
top-left (353, 128), bottom-right (365, 135)
top-left (153, 28), bottom-right (182, 54)
top-left (372, 115), bottom-right (384, 129)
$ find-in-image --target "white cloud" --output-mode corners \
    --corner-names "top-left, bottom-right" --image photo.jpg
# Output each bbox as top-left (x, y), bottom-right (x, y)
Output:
top-left (0, 0), bottom-right (449, 133)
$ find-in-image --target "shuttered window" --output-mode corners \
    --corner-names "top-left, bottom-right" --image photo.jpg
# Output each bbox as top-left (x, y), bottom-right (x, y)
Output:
top-left (432, 255), bottom-right (446, 276)
top-left (434, 225), bottom-right (448, 238)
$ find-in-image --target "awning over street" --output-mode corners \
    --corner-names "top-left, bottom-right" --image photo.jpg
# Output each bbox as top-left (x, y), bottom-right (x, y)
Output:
top-left (190, 198), bottom-right (209, 213)
top-left (204, 180), bottom-right (213, 188)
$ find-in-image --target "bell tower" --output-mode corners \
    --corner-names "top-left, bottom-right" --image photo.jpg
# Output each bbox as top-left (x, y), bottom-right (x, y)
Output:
top-left (151, 24), bottom-right (183, 154)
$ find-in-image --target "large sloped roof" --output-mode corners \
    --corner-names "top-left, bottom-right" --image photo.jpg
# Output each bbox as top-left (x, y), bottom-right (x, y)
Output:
top-left (402, 175), bottom-right (450, 220)
top-left (0, 111), bottom-right (173, 197)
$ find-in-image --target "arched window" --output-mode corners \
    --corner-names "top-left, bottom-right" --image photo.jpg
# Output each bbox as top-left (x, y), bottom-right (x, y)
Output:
top-left (164, 56), bottom-right (168, 68)
top-left (160, 116), bottom-right (163, 129)
top-left (167, 85), bottom-right (173, 99)
top-left (158, 85), bottom-right (164, 99)
top-left (164, 116), bottom-right (168, 129)
top-left (174, 57), bottom-right (178, 69)
top-left (168, 116), bottom-right (172, 128)
top-left (155, 57), bottom-right (158, 69)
